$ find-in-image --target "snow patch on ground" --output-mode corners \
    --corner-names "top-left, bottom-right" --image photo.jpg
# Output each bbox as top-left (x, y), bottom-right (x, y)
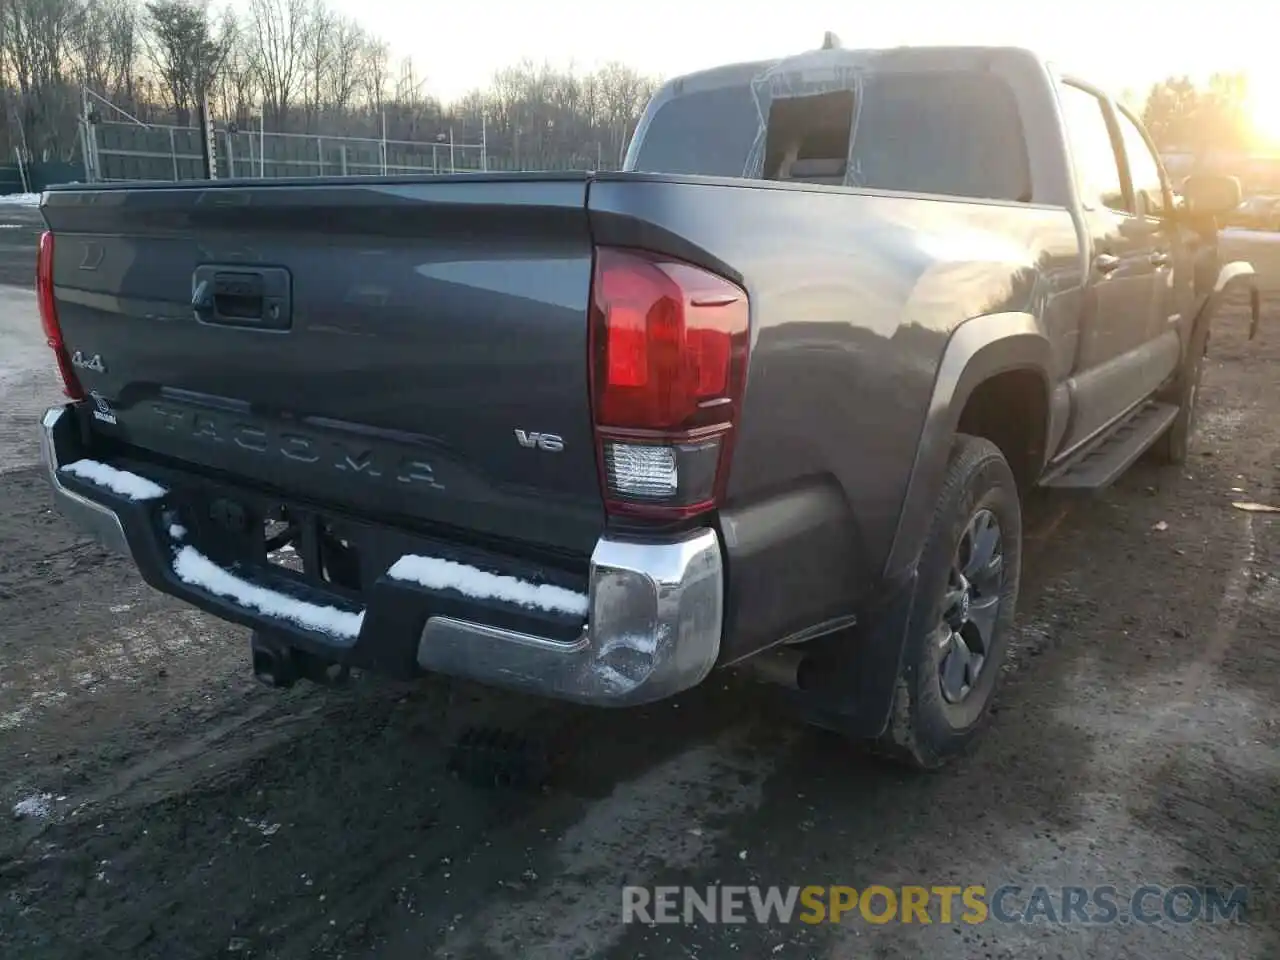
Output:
top-left (0, 690), bottom-right (68, 731)
top-left (241, 817), bottom-right (281, 837)
top-left (0, 192), bottom-right (41, 206)
top-left (12, 792), bottom-right (54, 820)
top-left (387, 554), bottom-right (588, 617)
top-left (61, 459), bottom-right (167, 501)
top-left (172, 545), bottom-right (365, 639)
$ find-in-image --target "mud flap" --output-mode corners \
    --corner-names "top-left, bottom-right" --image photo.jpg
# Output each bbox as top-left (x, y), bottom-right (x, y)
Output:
top-left (782, 570), bottom-right (919, 739)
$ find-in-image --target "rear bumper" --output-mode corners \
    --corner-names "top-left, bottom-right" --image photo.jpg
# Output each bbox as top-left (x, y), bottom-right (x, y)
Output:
top-left (40, 404), bottom-right (723, 706)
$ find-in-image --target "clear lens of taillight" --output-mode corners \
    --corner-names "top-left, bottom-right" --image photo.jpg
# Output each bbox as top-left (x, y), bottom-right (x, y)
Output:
top-left (589, 247), bottom-right (749, 520)
top-left (36, 230), bottom-right (84, 400)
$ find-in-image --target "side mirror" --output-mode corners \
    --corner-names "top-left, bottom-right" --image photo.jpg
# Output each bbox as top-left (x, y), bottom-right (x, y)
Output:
top-left (1182, 173), bottom-right (1242, 219)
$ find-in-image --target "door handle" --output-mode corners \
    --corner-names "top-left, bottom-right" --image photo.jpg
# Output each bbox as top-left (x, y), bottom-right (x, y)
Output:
top-left (191, 279), bottom-right (214, 320)
top-left (1150, 250), bottom-right (1171, 268)
top-left (191, 265), bottom-right (292, 330)
top-left (1094, 253), bottom-right (1121, 275)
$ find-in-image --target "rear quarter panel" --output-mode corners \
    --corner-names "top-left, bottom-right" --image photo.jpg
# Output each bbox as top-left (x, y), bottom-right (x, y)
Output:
top-left (589, 177), bottom-right (1082, 660)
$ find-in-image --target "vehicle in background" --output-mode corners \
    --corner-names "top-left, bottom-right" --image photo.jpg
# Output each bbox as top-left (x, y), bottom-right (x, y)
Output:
top-left (1229, 194), bottom-right (1280, 231)
top-left (36, 41), bottom-right (1257, 770)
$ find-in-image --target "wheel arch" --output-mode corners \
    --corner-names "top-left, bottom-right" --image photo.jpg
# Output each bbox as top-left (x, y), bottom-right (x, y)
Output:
top-left (884, 312), bottom-right (1054, 579)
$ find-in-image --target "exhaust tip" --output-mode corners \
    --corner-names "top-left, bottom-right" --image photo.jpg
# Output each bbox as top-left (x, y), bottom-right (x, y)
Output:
top-left (745, 648), bottom-right (816, 691)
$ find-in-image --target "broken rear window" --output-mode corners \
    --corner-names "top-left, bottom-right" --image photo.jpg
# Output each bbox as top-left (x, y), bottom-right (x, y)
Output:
top-left (632, 69), bottom-right (1032, 204)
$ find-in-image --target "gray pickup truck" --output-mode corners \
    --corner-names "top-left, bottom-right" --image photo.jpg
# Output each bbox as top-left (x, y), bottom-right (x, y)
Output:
top-left (37, 43), bottom-right (1258, 768)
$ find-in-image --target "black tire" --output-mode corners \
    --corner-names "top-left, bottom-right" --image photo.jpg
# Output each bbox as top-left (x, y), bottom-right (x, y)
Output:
top-left (875, 435), bottom-right (1022, 770)
top-left (1150, 319), bottom-right (1210, 466)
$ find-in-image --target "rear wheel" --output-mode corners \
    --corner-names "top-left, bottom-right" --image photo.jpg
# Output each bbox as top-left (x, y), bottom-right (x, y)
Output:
top-left (875, 435), bottom-right (1022, 770)
top-left (1151, 319), bottom-right (1210, 465)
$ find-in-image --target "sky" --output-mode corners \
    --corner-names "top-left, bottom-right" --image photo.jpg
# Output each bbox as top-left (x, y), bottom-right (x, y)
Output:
top-left (320, 0), bottom-right (1280, 112)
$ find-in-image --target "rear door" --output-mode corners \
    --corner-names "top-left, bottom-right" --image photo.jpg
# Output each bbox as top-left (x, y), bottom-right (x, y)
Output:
top-left (1112, 104), bottom-right (1192, 343)
top-left (42, 176), bottom-right (605, 557)
top-left (1055, 79), bottom-right (1170, 451)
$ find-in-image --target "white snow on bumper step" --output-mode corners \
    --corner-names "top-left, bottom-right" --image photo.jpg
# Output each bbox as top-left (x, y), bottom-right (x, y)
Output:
top-left (172, 545), bottom-right (366, 639)
top-left (386, 554), bottom-right (588, 618)
top-left (60, 459), bottom-right (167, 501)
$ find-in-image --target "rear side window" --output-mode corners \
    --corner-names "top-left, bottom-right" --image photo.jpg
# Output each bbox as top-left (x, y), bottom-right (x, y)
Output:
top-left (1115, 109), bottom-right (1167, 218)
top-left (630, 85), bottom-right (762, 178)
top-left (845, 72), bottom-right (1031, 202)
top-left (631, 70), bottom-right (1031, 203)
top-left (1057, 82), bottom-right (1127, 212)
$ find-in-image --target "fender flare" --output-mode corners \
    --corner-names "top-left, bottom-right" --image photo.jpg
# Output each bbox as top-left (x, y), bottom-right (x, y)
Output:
top-left (1183, 260), bottom-right (1259, 349)
top-left (1214, 260), bottom-right (1255, 296)
top-left (883, 312), bottom-right (1054, 578)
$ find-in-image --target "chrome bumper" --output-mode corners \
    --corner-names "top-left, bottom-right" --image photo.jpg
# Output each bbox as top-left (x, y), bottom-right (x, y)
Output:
top-left (415, 531), bottom-right (724, 706)
top-left (40, 406), bottom-right (130, 555)
top-left (40, 404), bottom-right (725, 706)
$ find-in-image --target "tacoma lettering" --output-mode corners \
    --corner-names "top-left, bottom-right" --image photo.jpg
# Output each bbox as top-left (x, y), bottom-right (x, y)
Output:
top-left (335, 446), bottom-right (382, 477)
top-left (145, 403), bottom-right (444, 491)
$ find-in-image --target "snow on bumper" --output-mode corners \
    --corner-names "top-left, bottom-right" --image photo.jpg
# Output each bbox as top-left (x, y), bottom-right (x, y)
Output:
top-left (39, 405), bottom-right (724, 706)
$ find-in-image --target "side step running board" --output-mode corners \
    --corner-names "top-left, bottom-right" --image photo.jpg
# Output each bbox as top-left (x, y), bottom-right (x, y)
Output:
top-left (1043, 402), bottom-right (1179, 491)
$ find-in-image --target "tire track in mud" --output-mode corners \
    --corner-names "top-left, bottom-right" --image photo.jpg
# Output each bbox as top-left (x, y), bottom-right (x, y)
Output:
top-left (427, 730), bottom-right (783, 960)
top-left (1, 606), bottom-right (230, 733)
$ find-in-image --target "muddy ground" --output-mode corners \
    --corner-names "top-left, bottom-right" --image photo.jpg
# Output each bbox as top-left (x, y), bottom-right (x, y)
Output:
top-left (1, 218), bottom-right (1278, 959)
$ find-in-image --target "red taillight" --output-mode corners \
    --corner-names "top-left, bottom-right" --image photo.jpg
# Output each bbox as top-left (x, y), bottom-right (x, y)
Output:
top-left (589, 247), bottom-right (749, 520)
top-left (36, 230), bottom-right (83, 400)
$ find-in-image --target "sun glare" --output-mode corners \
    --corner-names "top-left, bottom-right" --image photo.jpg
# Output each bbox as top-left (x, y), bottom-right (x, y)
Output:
top-left (1249, 83), bottom-right (1280, 146)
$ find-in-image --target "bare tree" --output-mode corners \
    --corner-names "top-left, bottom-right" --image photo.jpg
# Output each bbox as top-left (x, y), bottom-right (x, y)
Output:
top-left (321, 16), bottom-right (363, 113)
top-left (595, 61), bottom-right (655, 160)
top-left (212, 27), bottom-right (258, 127)
top-left (2, 0), bottom-right (87, 157)
top-left (247, 0), bottom-right (307, 128)
top-left (360, 35), bottom-right (388, 115)
top-left (299, 0), bottom-right (331, 130)
top-left (77, 0), bottom-right (111, 93)
top-left (0, 0), bottom-right (660, 174)
top-left (102, 0), bottom-right (143, 106)
top-left (72, 0), bottom-right (142, 118)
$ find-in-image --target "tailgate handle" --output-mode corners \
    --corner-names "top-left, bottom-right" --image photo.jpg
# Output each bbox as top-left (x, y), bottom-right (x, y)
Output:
top-left (192, 266), bottom-right (292, 330)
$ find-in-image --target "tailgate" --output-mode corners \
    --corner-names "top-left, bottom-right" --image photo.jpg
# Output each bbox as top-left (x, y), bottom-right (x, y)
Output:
top-left (41, 176), bottom-right (604, 556)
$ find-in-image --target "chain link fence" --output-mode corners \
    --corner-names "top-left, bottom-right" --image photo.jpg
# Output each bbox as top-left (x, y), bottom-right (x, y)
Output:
top-left (83, 119), bottom-right (617, 183)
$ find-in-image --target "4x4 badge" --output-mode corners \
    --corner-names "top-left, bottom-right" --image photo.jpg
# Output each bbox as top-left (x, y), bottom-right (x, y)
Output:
top-left (71, 351), bottom-right (106, 373)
